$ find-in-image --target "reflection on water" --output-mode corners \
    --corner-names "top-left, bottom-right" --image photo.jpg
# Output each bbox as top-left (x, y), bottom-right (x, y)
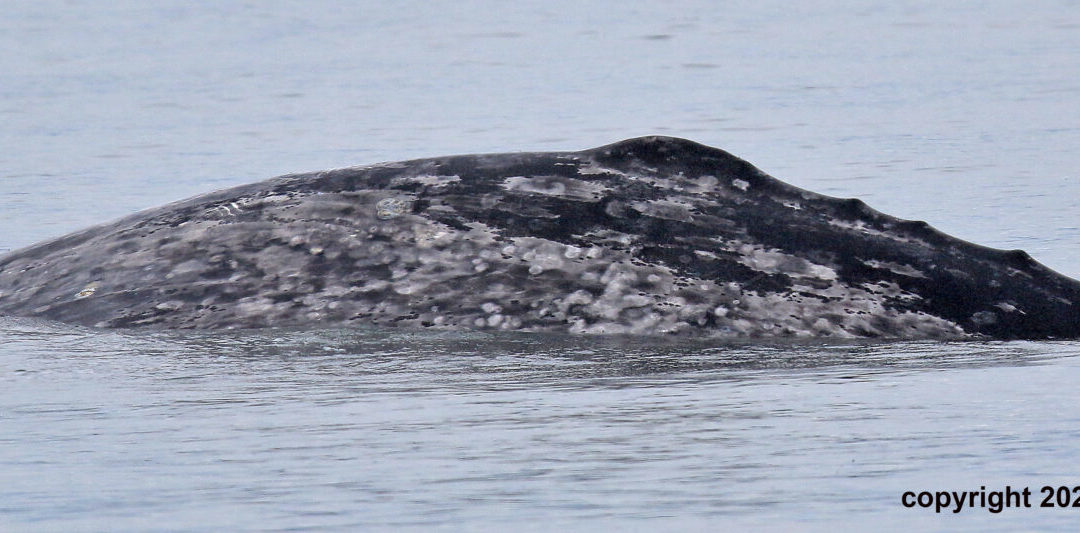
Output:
top-left (140, 325), bottom-right (1079, 377)
top-left (5, 321), bottom-right (1080, 531)
top-left (10, 317), bottom-right (1069, 383)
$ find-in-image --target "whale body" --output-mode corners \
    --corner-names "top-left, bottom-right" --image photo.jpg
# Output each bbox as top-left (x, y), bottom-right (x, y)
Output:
top-left (1, 136), bottom-right (1078, 339)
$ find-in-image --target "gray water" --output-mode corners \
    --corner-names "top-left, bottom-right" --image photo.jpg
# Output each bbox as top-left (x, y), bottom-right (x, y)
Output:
top-left (2, 1), bottom-right (1079, 531)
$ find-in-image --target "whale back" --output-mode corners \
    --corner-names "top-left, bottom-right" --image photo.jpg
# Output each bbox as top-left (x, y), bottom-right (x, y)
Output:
top-left (1, 136), bottom-right (1078, 339)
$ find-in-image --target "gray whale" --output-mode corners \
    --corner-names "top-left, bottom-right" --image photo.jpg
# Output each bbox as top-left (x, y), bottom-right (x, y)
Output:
top-left (1, 136), bottom-right (1078, 339)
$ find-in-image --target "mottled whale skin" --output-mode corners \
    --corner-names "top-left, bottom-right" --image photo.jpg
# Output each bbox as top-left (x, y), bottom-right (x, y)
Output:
top-left (1, 136), bottom-right (1078, 339)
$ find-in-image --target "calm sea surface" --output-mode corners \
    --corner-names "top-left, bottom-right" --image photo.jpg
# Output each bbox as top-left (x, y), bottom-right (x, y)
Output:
top-left (2, 1), bottom-right (1079, 531)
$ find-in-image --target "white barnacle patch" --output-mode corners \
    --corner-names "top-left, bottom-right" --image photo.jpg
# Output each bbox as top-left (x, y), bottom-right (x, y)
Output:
top-left (724, 242), bottom-right (838, 281)
top-left (945, 267), bottom-right (970, 279)
top-left (234, 297), bottom-right (279, 317)
top-left (75, 282), bottom-right (99, 299)
top-left (323, 285), bottom-right (350, 297)
top-left (578, 161), bottom-right (625, 176)
top-left (513, 237), bottom-right (570, 274)
top-left (719, 280), bottom-right (964, 338)
top-left (971, 310), bottom-right (998, 326)
top-left (732, 178), bottom-right (750, 191)
top-left (359, 161), bottom-right (409, 171)
top-left (857, 281), bottom-right (910, 300)
top-left (501, 176), bottom-right (568, 196)
top-left (259, 194), bottom-right (291, 205)
top-left (630, 198), bottom-right (695, 222)
top-left (392, 280), bottom-right (420, 295)
top-left (393, 174), bottom-right (461, 187)
top-left (205, 195), bottom-right (279, 220)
top-left (995, 302), bottom-right (1024, 314)
top-left (863, 259), bottom-right (927, 279)
top-left (688, 174), bottom-right (719, 193)
top-left (376, 197), bottom-right (412, 220)
top-left (413, 221), bottom-right (457, 248)
top-left (154, 301), bottom-right (183, 312)
top-left (207, 202), bottom-right (242, 219)
top-left (827, 219), bottom-right (925, 246)
top-left (580, 229), bottom-right (635, 247)
top-left (577, 262), bottom-right (653, 321)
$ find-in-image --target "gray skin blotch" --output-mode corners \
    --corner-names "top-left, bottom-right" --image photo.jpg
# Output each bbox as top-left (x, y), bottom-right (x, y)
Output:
top-left (375, 197), bottom-right (411, 220)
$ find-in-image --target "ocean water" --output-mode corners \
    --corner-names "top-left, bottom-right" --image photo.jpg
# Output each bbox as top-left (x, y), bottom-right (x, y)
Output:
top-left (2, 1), bottom-right (1079, 531)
